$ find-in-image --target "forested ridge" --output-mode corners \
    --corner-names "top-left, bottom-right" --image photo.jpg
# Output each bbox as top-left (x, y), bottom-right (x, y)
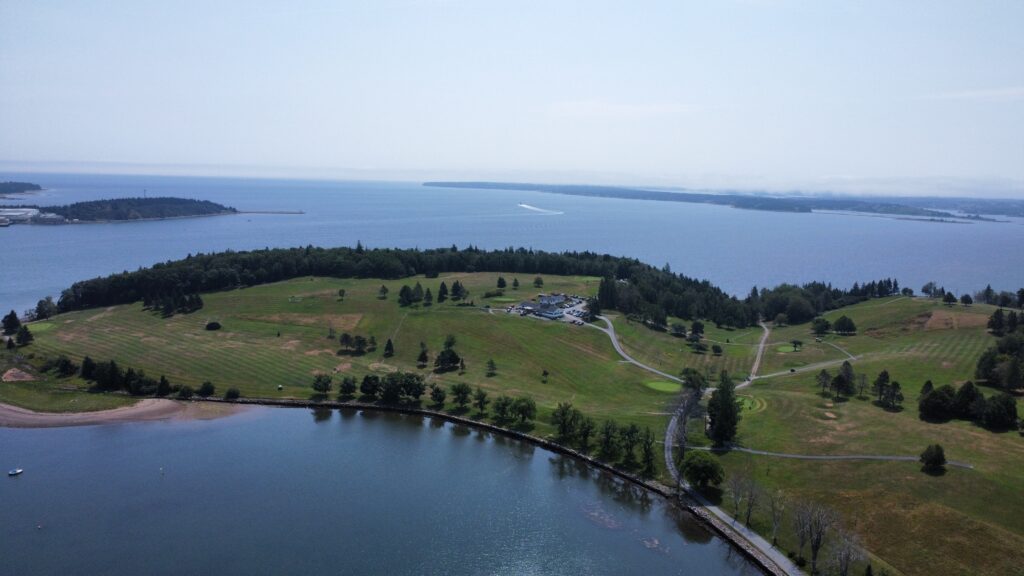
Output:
top-left (0, 181), bottom-right (42, 194)
top-left (39, 197), bottom-right (235, 221)
top-left (52, 245), bottom-right (908, 331)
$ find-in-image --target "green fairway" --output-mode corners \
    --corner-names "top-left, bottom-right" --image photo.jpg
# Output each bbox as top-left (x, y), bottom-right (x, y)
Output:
top-left (644, 380), bottom-right (681, 393)
top-left (23, 273), bottom-right (671, 470)
top-left (697, 297), bottom-right (1023, 576)
top-left (775, 344), bottom-right (795, 353)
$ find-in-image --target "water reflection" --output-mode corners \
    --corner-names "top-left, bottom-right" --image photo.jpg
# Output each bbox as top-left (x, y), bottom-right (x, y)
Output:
top-left (311, 407), bottom-right (333, 423)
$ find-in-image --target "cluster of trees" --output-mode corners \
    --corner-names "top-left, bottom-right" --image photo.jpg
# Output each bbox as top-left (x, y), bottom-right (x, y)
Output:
top-left (750, 278), bottom-right (900, 326)
top-left (318, 371), bottom-right (428, 404)
top-left (976, 309), bottom-right (1023, 391)
top-left (919, 380), bottom-right (1018, 430)
top-left (39, 197), bottom-right (235, 221)
top-left (433, 334), bottom-right (462, 373)
top-left (394, 279), bottom-right (475, 307)
top-left (815, 362), bottom-right (863, 400)
top-left (551, 402), bottom-right (658, 477)
top-left (338, 333), bottom-right (377, 355)
top-left (142, 291), bottom-right (204, 317)
top-left (496, 276), bottom-right (519, 290)
top-left (973, 284), bottom-right (1024, 309)
top-left (812, 315), bottom-right (857, 335)
top-left (3, 311), bottom-right (34, 348)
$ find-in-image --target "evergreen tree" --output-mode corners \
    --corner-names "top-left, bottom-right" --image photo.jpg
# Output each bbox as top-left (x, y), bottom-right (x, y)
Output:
top-left (473, 387), bottom-right (489, 413)
top-left (429, 384), bottom-right (446, 407)
top-left (423, 288), bottom-right (433, 306)
top-left (2, 310), bottom-right (20, 335)
top-left (486, 358), bottom-right (497, 376)
top-left (437, 282), bottom-right (448, 302)
top-left (378, 285), bottom-right (389, 299)
top-left (512, 278), bottom-right (520, 290)
top-left (497, 276), bottom-right (507, 289)
top-left (384, 338), bottom-right (395, 357)
top-left (14, 325), bottom-right (33, 346)
top-left (707, 371), bottom-right (740, 445)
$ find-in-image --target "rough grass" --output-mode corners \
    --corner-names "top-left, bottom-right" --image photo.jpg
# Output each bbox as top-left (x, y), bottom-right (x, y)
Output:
top-left (26, 273), bottom-right (671, 470)
top-left (703, 297), bottom-right (1024, 576)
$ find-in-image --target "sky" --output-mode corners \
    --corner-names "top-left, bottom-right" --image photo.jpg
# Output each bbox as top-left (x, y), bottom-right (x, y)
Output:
top-left (1, 0), bottom-right (1022, 196)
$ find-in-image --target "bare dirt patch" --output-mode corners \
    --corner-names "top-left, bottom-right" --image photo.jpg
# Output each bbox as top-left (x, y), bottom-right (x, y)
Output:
top-left (925, 309), bottom-right (988, 331)
top-left (334, 363), bottom-right (352, 372)
top-left (303, 349), bottom-right (336, 356)
top-left (244, 313), bottom-right (362, 330)
top-left (280, 339), bottom-right (301, 350)
top-left (369, 362), bottom-right (397, 373)
top-left (823, 411), bottom-right (837, 419)
top-left (2, 368), bottom-right (36, 382)
top-left (85, 307), bottom-right (118, 323)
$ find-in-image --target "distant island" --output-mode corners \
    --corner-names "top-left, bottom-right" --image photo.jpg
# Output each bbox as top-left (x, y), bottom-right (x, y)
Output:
top-left (0, 181), bottom-right (43, 197)
top-left (424, 181), bottom-right (1007, 221)
top-left (0, 197), bottom-right (237, 225)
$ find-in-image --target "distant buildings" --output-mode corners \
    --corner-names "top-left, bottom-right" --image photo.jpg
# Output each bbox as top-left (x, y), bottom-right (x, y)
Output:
top-left (519, 293), bottom-right (567, 319)
top-left (0, 208), bottom-right (65, 225)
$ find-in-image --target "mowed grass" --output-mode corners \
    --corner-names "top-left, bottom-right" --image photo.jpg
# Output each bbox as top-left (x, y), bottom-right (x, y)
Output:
top-left (27, 273), bottom-right (675, 453)
top-left (609, 314), bottom-right (758, 381)
top-left (705, 297), bottom-right (1024, 576)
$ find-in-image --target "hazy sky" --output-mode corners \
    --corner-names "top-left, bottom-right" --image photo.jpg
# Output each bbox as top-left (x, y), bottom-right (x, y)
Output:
top-left (1, 1), bottom-right (1022, 195)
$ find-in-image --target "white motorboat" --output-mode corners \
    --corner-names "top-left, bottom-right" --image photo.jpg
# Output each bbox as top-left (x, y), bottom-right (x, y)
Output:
top-left (8, 468), bottom-right (23, 476)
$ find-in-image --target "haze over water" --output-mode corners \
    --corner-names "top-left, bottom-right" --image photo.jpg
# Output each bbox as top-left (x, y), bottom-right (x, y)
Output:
top-left (2, 172), bottom-right (1023, 314)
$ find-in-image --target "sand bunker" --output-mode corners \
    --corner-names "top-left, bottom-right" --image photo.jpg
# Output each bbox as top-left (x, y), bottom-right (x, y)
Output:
top-left (2, 368), bottom-right (37, 382)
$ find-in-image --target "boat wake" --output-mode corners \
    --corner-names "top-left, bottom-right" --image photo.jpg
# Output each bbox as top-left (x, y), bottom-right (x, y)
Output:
top-left (517, 203), bottom-right (564, 215)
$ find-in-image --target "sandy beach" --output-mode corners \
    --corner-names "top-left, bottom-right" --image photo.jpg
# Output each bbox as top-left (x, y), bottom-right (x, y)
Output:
top-left (0, 398), bottom-right (244, 428)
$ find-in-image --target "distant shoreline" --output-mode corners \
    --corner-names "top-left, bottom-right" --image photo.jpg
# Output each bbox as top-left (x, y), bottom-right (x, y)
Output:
top-left (1, 209), bottom-right (304, 226)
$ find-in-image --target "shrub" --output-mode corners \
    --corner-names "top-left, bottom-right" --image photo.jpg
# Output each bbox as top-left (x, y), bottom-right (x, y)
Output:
top-left (177, 386), bottom-right (195, 399)
top-left (205, 321), bottom-right (221, 331)
top-left (224, 388), bottom-right (241, 400)
top-left (197, 381), bottom-right (216, 397)
top-left (920, 444), bottom-right (946, 472)
top-left (682, 451), bottom-right (724, 488)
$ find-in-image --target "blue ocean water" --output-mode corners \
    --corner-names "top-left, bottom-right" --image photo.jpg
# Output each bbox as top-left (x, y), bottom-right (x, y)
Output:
top-left (1, 171), bottom-right (1021, 314)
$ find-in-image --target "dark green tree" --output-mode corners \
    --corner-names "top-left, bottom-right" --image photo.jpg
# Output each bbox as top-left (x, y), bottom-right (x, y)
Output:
top-left (198, 381), bottom-right (216, 397)
top-left (384, 338), bottom-right (395, 357)
top-left (35, 297), bottom-right (59, 320)
top-left (943, 292), bottom-right (958, 306)
top-left (497, 276), bottom-right (507, 289)
top-left (620, 423), bottom-right (641, 465)
top-left (493, 395), bottom-right (513, 420)
top-left (2, 310), bottom-right (21, 335)
top-left (437, 282), bottom-right (448, 302)
top-left (982, 393), bottom-right (1018, 430)
top-left (707, 371), bottom-right (740, 445)
top-left (360, 375), bottom-right (381, 398)
top-left (486, 358), bottom-right (497, 376)
top-left (224, 387), bottom-right (241, 400)
top-left (473, 387), bottom-right (489, 414)
top-left (919, 384), bottom-right (956, 421)
top-left (919, 444), bottom-right (946, 472)
top-left (312, 374), bottom-right (332, 394)
top-left (15, 325), bottom-right (33, 346)
top-left (450, 382), bottom-right (472, 408)
top-left (512, 278), bottom-right (520, 290)
top-left (578, 417), bottom-right (596, 452)
top-left (417, 342), bottom-right (429, 366)
top-left (512, 396), bottom-right (537, 423)
top-left (423, 288), bottom-right (433, 306)
top-left (640, 427), bottom-right (657, 477)
top-left (833, 315), bottom-right (857, 334)
top-left (599, 420), bottom-right (619, 458)
top-left (682, 451), bottom-right (724, 488)
top-left (812, 317), bottom-right (831, 335)
top-left (533, 276), bottom-right (544, 288)
top-left (339, 376), bottom-right (357, 397)
top-left (378, 285), bottom-right (389, 299)
top-left (156, 375), bottom-right (171, 397)
top-left (960, 293), bottom-right (973, 306)
top-left (429, 384), bottom-right (446, 407)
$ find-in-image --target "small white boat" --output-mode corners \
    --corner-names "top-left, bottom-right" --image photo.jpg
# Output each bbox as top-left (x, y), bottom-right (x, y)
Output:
top-left (8, 468), bottom-right (23, 477)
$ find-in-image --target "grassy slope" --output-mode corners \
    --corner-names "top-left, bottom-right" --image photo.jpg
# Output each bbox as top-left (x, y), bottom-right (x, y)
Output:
top-left (709, 297), bottom-right (1024, 576)
top-left (609, 314), bottom-right (758, 381)
top-left (24, 273), bottom-right (676, 472)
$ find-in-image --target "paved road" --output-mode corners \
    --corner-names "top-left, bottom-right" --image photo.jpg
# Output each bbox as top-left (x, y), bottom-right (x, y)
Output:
top-left (688, 445), bottom-right (973, 469)
top-left (738, 322), bottom-right (770, 390)
top-left (588, 316), bottom-right (686, 384)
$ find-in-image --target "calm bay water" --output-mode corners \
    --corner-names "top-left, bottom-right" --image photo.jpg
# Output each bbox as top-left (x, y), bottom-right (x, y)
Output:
top-left (0, 408), bottom-right (760, 575)
top-left (2, 172), bottom-right (1023, 314)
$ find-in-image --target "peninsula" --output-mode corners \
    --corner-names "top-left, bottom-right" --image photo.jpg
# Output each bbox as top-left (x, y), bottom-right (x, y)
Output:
top-left (0, 197), bottom-right (237, 225)
top-left (424, 181), bottom-right (1006, 221)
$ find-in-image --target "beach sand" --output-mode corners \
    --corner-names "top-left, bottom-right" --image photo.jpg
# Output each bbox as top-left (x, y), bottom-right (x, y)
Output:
top-left (0, 398), bottom-right (244, 428)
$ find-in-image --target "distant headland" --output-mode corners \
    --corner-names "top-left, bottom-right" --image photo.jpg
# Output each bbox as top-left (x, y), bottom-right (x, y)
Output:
top-left (424, 181), bottom-right (1015, 221)
top-left (0, 197), bottom-right (238, 225)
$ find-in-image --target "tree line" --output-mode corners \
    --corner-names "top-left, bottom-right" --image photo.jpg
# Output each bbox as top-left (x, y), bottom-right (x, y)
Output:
top-left (53, 245), bottom-right (756, 328)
